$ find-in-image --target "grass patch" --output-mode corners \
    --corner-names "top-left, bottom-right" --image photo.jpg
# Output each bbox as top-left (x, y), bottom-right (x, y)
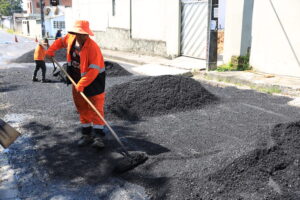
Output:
top-left (216, 54), bottom-right (252, 72)
top-left (204, 74), bottom-right (282, 94)
top-left (216, 63), bottom-right (234, 72)
top-left (253, 86), bottom-right (282, 94)
top-left (6, 29), bottom-right (14, 34)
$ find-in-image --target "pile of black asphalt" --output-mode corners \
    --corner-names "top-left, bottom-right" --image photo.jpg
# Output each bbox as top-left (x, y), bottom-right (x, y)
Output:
top-left (11, 49), bottom-right (131, 77)
top-left (12, 48), bottom-right (67, 63)
top-left (51, 61), bottom-right (131, 83)
top-left (105, 61), bottom-right (132, 77)
top-left (2, 65), bottom-right (300, 199)
top-left (196, 121), bottom-right (300, 199)
top-left (0, 68), bottom-right (155, 198)
top-left (105, 75), bottom-right (218, 121)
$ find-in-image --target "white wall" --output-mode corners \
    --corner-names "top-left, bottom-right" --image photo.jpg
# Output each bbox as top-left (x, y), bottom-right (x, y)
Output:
top-left (223, 0), bottom-right (244, 62)
top-left (223, 0), bottom-right (253, 63)
top-left (132, 0), bottom-right (166, 41)
top-left (45, 15), bottom-right (65, 38)
top-left (3, 18), bottom-right (13, 29)
top-left (250, 0), bottom-right (300, 77)
top-left (131, 0), bottom-right (180, 56)
top-left (66, 0), bottom-right (180, 57)
top-left (218, 0), bottom-right (226, 30)
top-left (44, 6), bottom-right (66, 38)
top-left (109, 0), bottom-right (130, 29)
top-left (22, 21), bottom-right (28, 35)
top-left (67, 0), bottom-right (110, 31)
top-left (29, 20), bottom-right (42, 38)
top-left (165, 0), bottom-right (180, 57)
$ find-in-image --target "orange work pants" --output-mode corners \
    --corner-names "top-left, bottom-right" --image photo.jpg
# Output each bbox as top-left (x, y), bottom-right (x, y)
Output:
top-left (72, 86), bottom-right (105, 126)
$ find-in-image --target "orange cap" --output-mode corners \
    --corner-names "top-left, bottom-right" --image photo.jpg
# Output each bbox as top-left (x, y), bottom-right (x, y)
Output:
top-left (69, 20), bottom-right (94, 36)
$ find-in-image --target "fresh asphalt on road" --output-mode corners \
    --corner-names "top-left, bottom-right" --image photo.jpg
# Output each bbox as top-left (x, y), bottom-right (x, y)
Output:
top-left (1, 30), bottom-right (300, 199)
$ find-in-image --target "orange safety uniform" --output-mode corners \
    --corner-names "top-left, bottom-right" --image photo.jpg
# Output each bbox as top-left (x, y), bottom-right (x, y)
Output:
top-left (47, 34), bottom-right (106, 127)
top-left (34, 44), bottom-right (47, 61)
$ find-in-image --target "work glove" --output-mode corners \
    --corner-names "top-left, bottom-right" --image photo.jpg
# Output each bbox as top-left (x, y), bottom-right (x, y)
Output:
top-left (75, 84), bottom-right (84, 92)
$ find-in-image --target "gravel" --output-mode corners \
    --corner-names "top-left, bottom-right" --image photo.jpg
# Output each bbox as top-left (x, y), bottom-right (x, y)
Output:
top-left (105, 75), bottom-right (218, 120)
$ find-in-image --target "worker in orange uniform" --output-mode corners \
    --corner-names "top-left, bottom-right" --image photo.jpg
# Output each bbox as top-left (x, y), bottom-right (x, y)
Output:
top-left (33, 38), bottom-right (49, 82)
top-left (46, 20), bottom-right (106, 149)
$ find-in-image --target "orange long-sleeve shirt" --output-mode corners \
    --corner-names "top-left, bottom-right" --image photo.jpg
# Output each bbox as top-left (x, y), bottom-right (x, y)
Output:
top-left (34, 44), bottom-right (47, 61)
top-left (47, 34), bottom-right (105, 96)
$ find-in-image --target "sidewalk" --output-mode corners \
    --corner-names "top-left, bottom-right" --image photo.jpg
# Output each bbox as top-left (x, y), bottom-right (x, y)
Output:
top-left (102, 49), bottom-right (205, 76)
top-left (198, 71), bottom-right (300, 96)
top-left (102, 49), bottom-right (300, 96)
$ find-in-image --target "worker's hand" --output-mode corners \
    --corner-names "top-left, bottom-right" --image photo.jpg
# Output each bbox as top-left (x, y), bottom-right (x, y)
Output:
top-left (75, 84), bottom-right (84, 92)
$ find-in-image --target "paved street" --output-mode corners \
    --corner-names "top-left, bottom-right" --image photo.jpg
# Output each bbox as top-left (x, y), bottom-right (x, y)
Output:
top-left (1, 30), bottom-right (300, 199)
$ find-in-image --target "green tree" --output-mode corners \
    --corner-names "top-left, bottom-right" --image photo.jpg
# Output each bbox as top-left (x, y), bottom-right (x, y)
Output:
top-left (0, 0), bottom-right (23, 16)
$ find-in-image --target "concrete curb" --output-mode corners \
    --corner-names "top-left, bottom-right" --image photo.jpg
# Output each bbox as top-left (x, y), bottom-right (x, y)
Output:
top-left (197, 71), bottom-right (300, 96)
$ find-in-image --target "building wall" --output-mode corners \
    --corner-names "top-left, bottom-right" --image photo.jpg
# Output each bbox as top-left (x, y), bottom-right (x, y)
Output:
top-left (223, 0), bottom-right (244, 63)
top-left (26, 0), bottom-right (72, 14)
top-left (44, 6), bottom-right (66, 38)
top-left (109, 0), bottom-right (131, 29)
top-left (132, 0), bottom-right (166, 41)
top-left (223, 0), bottom-right (253, 63)
top-left (66, 0), bottom-right (180, 57)
top-left (59, 0), bottom-right (72, 7)
top-left (250, 0), bottom-right (300, 77)
top-left (21, 19), bottom-right (41, 37)
top-left (45, 15), bottom-right (65, 38)
top-left (2, 18), bottom-right (13, 29)
top-left (68, 0), bottom-right (110, 31)
top-left (14, 21), bottom-right (23, 33)
top-left (21, 21), bottom-right (28, 35)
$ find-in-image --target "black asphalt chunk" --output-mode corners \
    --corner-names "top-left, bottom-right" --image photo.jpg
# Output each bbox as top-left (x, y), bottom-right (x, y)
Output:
top-left (105, 61), bottom-right (132, 77)
top-left (105, 75), bottom-right (218, 121)
top-left (11, 48), bottom-right (67, 63)
top-left (198, 121), bottom-right (300, 199)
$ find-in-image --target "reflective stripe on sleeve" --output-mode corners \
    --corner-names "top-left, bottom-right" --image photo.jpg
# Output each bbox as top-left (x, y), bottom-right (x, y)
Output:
top-left (81, 64), bottom-right (105, 77)
top-left (81, 123), bottom-right (92, 128)
top-left (93, 125), bottom-right (104, 129)
top-left (89, 64), bottom-right (105, 73)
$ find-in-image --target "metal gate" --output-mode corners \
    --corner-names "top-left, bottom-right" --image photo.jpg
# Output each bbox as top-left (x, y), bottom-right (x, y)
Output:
top-left (180, 0), bottom-right (209, 59)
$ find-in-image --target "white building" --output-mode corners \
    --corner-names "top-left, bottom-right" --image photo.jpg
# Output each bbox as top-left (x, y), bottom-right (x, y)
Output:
top-left (44, 6), bottom-right (67, 38)
top-left (66, 0), bottom-right (210, 59)
top-left (223, 0), bottom-right (300, 77)
top-left (21, 0), bottom-right (70, 39)
top-left (1, 16), bottom-right (13, 30)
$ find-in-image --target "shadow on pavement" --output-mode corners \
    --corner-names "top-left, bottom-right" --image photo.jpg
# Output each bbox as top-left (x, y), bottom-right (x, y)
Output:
top-left (0, 82), bottom-right (22, 93)
top-left (20, 121), bottom-right (169, 185)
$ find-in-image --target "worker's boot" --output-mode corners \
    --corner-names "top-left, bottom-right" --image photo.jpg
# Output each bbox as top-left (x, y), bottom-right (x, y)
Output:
top-left (32, 77), bottom-right (38, 82)
top-left (78, 126), bottom-right (93, 147)
top-left (91, 128), bottom-right (105, 149)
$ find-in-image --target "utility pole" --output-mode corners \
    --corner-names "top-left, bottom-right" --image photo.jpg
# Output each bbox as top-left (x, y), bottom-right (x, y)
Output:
top-left (40, 0), bottom-right (45, 37)
top-left (206, 0), bottom-right (218, 71)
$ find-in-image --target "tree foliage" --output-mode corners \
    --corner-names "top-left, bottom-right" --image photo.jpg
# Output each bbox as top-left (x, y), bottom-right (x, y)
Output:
top-left (0, 0), bottom-right (23, 16)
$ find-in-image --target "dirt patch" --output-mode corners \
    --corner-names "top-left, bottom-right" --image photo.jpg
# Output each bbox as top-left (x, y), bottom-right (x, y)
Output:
top-left (105, 75), bottom-right (218, 121)
top-left (12, 49), bottom-right (67, 63)
top-left (105, 61), bottom-right (131, 77)
top-left (198, 121), bottom-right (300, 199)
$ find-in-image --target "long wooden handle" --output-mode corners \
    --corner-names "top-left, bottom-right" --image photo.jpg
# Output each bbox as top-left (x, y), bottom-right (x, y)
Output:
top-left (52, 58), bottom-right (130, 157)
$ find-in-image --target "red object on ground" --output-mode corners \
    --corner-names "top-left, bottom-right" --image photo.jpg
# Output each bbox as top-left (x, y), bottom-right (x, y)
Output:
top-left (14, 35), bottom-right (18, 43)
top-left (35, 37), bottom-right (38, 42)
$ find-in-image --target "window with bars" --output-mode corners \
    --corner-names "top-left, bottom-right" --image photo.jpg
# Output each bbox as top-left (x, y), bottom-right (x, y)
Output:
top-left (53, 21), bottom-right (65, 29)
